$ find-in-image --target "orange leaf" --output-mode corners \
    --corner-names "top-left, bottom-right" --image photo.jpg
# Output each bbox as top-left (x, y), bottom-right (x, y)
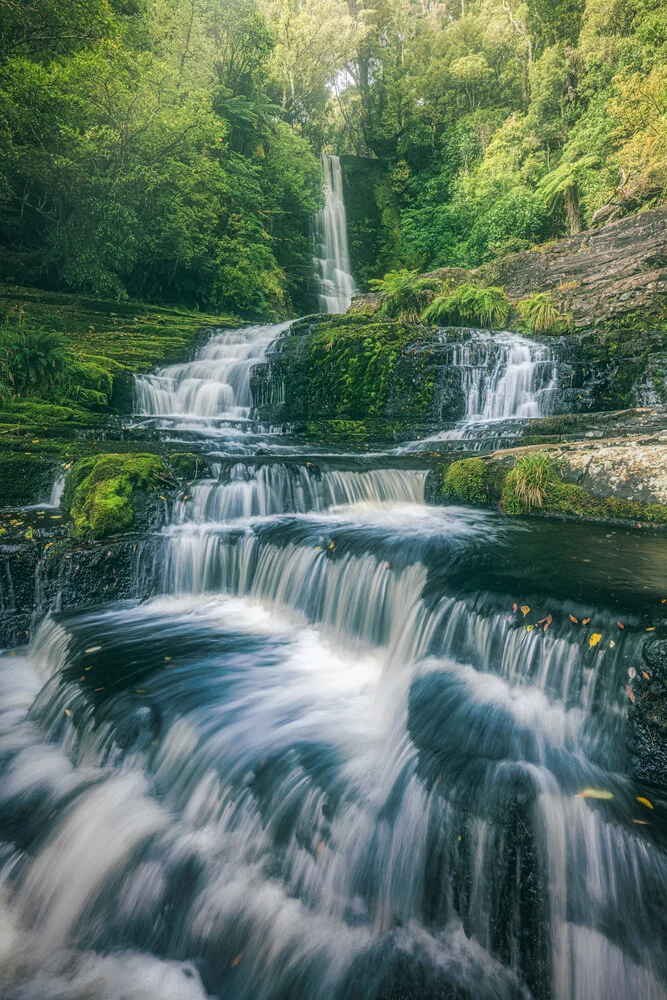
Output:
top-left (642, 671), bottom-right (651, 680)
top-left (547, 614), bottom-right (553, 624)
top-left (616, 621), bottom-right (625, 629)
top-left (569, 614), bottom-right (579, 623)
top-left (625, 685), bottom-right (636, 704)
top-left (231, 953), bottom-right (243, 967)
top-left (513, 603), bottom-right (517, 612)
top-left (633, 819), bottom-right (650, 825)
top-left (582, 618), bottom-right (590, 625)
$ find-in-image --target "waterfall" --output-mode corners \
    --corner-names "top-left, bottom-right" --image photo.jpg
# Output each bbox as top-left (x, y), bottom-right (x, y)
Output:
top-left (455, 331), bottom-right (557, 422)
top-left (313, 154), bottom-right (356, 313)
top-left (133, 321), bottom-right (291, 421)
top-left (1, 321), bottom-right (665, 1000)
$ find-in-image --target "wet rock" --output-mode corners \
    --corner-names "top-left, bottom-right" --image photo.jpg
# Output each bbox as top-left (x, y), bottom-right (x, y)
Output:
top-left (629, 640), bottom-right (667, 789)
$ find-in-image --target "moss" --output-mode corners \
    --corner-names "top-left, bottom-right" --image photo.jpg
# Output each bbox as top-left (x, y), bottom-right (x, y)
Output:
top-left (168, 452), bottom-right (211, 480)
top-left (275, 316), bottom-right (437, 422)
top-left (0, 284), bottom-right (241, 444)
top-left (439, 458), bottom-right (489, 504)
top-left (64, 453), bottom-right (166, 539)
top-left (499, 453), bottom-right (667, 524)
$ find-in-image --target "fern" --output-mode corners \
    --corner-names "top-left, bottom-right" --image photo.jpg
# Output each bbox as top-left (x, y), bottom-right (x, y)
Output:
top-left (422, 283), bottom-right (510, 329)
top-left (369, 269), bottom-right (439, 322)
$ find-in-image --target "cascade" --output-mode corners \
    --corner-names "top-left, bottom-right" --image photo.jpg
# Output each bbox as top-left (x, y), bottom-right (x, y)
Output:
top-left (313, 154), bottom-right (357, 313)
top-left (0, 321), bottom-right (665, 1000)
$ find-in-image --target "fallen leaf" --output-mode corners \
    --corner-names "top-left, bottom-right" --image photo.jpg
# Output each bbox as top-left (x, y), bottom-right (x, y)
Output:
top-left (64, 709), bottom-right (72, 717)
top-left (628, 667), bottom-right (636, 679)
top-left (316, 841), bottom-right (325, 857)
top-left (512, 603), bottom-right (518, 612)
top-left (569, 614), bottom-right (579, 623)
top-left (609, 641), bottom-right (615, 648)
top-left (582, 617), bottom-right (590, 625)
top-left (543, 623), bottom-right (549, 632)
top-left (636, 796), bottom-right (653, 809)
top-left (547, 614), bottom-right (553, 624)
top-left (646, 627), bottom-right (656, 632)
top-left (526, 625), bottom-right (535, 632)
top-left (521, 605), bottom-right (530, 616)
top-left (589, 633), bottom-right (602, 648)
top-left (616, 621), bottom-right (625, 629)
top-left (575, 788), bottom-right (614, 800)
top-left (633, 819), bottom-right (650, 825)
top-left (231, 954), bottom-right (243, 967)
top-left (85, 646), bottom-right (101, 654)
top-left (625, 685), bottom-right (636, 704)
top-left (642, 671), bottom-right (651, 680)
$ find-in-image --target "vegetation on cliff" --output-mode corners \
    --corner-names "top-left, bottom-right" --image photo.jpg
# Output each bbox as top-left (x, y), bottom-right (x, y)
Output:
top-left (433, 452), bottom-right (667, 526)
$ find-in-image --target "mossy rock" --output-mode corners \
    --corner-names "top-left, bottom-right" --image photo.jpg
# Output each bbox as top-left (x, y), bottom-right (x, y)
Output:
top-left (64, 453), bottom-right (167, 539)
top-left (439, 458), bottom-right (490, 505)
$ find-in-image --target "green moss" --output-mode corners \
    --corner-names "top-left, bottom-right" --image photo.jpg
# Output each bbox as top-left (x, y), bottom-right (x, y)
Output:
top-left (439, 458), bottom-right (489, 504)
top-left (64, 453), bottom-right (166, 539)
top-left (0, 285), bottom-right (241, 443)
top-left (499, 453), bottom-right (667, 524)
top-left (276, 316), bottom-right (437, 422)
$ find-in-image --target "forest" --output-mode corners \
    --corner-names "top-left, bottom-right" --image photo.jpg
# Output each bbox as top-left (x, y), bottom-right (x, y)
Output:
top-left (1, 0), bottom-right (666, 319)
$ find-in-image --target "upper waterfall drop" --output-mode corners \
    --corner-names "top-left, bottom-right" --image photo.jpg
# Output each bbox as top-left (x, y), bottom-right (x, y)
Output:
top-left (313, 154), bottom-right (357, 313)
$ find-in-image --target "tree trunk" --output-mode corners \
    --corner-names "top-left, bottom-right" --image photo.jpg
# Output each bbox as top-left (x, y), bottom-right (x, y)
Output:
top-left (564, 183), bottom-right (581, 235)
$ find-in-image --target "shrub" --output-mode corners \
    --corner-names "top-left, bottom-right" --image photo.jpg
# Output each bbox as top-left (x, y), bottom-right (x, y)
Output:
top-left (369, 269), bottom-right (439, 322)
top-left (517, 293), bottom-right (568, 335)
top-left (0, 328), bottom-right (67, 394)
top-left (440, 458), bottom-right (489, 504)
top-left (422, 283), bottom-right (510, 329)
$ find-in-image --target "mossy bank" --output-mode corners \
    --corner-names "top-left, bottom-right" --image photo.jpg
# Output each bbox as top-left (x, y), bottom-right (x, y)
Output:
top-left (0, 285), bottom-right (240, 451)
top-left (428, 442), bottom-right (667, 527)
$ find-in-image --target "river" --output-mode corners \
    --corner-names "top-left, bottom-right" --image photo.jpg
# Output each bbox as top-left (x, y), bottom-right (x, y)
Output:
top-left (0, 315), bottom-right (665, 1000)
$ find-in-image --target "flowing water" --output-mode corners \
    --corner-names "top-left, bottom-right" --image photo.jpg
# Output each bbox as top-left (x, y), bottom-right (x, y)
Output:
top-left (0, 321), bottom-right (666, 1000)
top-left (313, 154), bottom-right (357, 313)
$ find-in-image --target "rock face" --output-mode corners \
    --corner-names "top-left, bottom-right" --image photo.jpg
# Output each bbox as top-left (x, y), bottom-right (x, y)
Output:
top-left (251, 314), bottom-right (667, 437)
top-left (351, 206), bottom-right (667, 333)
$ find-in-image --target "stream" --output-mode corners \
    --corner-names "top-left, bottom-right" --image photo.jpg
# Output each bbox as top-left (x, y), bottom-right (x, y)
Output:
top-left (0, 154), bottom-right (665, 1000)
top-left (0, 318), bottom-right (664, 1000)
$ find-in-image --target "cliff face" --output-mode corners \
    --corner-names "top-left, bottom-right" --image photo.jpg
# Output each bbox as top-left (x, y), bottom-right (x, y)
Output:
top-left (251, 314), bottom-right (667, 439)
top-left (351, 206), bottom-right (667, 333)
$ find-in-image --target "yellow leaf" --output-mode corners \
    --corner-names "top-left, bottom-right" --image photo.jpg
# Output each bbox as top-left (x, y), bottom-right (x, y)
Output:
top-left (637, 796), bottom-right (653, 809)
top-left (574, 788), bottom-right (614, 800)
top-left (589, 633), bottom-right (602, 647)
top-left (521, 605), bottom-right (530, 616)
top-left (526, 624), bottom-right (534, 632)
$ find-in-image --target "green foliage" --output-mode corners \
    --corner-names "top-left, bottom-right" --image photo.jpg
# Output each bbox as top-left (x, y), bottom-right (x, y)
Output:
top-left (0, 0), bottom-right (321, 318)
top-left (517, 293), bottom-right (568, 334)
top-left (65, 453), bottom-right (165, 539)
top-left (501, 453), bottom-right (558, 512)
top-left (422, 284), bottom-right (511, 329)
top-left (440, 458), bottom-right (489, 505)
top-left (369, 269), bottom-right (438, 321)
top-left (0, 328), bottom-right (66, 393)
